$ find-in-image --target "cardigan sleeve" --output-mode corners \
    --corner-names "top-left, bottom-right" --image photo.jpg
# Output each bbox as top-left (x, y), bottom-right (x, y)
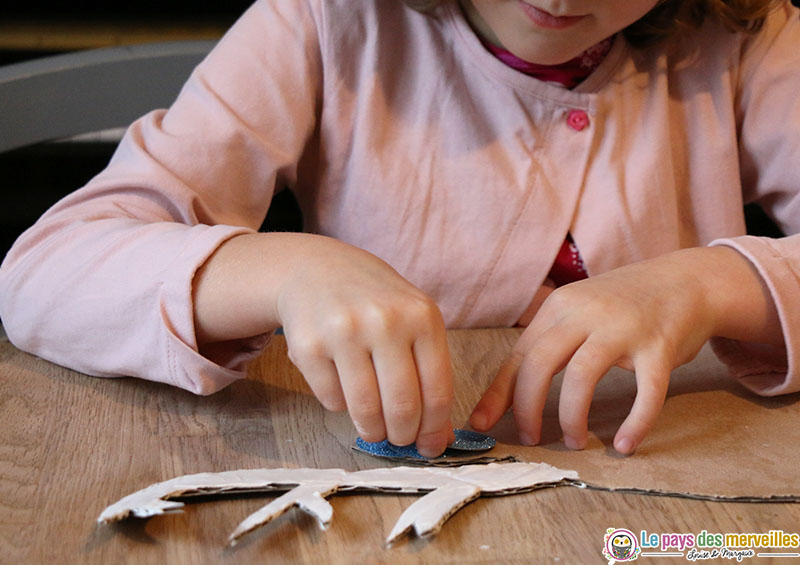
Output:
top-left (0, 0), bottom-right (322, 394)
top-left (709, 1), bottom-right (800, 396)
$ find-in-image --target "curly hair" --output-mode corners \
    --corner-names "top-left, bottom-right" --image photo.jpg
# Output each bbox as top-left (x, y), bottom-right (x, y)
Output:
top-left (403, 0), bottom-right (784, 46)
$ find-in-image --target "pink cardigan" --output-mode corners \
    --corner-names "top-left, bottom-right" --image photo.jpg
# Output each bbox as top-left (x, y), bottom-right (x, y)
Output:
top-left (2, 0), bottom-right (800, 396)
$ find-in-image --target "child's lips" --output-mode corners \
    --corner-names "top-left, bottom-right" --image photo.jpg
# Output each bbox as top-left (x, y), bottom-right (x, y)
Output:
top-left (517, 1), bottom-right (587, 30)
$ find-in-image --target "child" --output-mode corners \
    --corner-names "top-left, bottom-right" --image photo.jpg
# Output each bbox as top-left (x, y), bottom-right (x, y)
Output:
top-left (1, 0), bottom-right (797, 458)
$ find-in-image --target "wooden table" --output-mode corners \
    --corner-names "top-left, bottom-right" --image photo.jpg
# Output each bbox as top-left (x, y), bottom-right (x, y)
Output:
top-left (2, 329), bottom-right (799, 563)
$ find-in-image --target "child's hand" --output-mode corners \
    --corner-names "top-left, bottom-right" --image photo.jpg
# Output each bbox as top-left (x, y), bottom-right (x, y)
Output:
top-left (194, 233), bottom-right (454, 457)
top-left (275, 236), bottom-right (454, 458)
top-left (469, 247), bottom-right (783, 455)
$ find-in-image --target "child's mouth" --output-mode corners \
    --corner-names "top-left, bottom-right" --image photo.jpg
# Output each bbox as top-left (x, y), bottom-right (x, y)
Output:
top-left (517, 2), bottom-right (587, 30)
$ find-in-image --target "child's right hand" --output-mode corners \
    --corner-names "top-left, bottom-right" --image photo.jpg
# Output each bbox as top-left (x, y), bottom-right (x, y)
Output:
top-left (193, 233), bottom-right (454, 457)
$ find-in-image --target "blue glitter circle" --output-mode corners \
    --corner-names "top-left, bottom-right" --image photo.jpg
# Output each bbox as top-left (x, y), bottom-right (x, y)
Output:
top-left (449, 429), bottom-right (496, 451)
top-left (355, 429), bottom-right (495, 460)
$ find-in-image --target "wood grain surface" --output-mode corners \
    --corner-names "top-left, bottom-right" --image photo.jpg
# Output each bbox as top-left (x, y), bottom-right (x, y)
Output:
top-left (1, 329), bottom-right (799, 564)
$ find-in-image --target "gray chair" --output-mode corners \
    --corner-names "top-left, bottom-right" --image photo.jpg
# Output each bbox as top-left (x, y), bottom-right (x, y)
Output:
top-left (0, 40), bottom-right (215, 153)
top-left (0, 37), bottom-right (301, 248)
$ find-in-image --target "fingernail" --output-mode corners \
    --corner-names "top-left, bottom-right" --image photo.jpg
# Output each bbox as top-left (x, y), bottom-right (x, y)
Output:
top-left (418, 445), bottom-right (445, 458)
top-left (615, 437), bottom-right (635, 455)
top-left (519, 432), bottom-right (535, 446)
top-left (564, 435), bottom-right (584, 450)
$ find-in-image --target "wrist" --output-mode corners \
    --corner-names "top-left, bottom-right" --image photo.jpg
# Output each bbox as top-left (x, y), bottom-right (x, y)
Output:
top-left (692, 246), bottom-right (783, 345)
top-left (193, 232), bottom-right (310, 344)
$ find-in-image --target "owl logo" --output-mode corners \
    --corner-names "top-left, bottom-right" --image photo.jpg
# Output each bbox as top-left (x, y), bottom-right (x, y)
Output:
top-left (602, 528), bottom-right (641, 564)
top-left (611, 533), bottom-right (634, 559)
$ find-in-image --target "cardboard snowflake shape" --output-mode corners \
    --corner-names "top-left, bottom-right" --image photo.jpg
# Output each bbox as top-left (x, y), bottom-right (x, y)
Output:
top-left (98, 462), bottom-right (579, 545)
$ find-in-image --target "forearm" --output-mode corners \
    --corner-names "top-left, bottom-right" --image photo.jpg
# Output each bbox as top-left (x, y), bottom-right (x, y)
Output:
top-left (192, 231), bottom-right (331, 344)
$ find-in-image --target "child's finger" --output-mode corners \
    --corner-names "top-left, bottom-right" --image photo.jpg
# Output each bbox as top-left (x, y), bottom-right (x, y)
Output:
top-left (469, 321), bottom-right (564, 432)
top-left (372, 343), bottom-right (423, 447)
top-left (291, 355), bottom-right (348, 412)
top-left (413, 329), bottom-right (454, 457)
top-left (469, 350), bottom-right (522, 432)
top-left (469, 305), bottom-right (570, 432)
top-left (512, 329), bottom-right (583, 445)
top-left (613, 352), bottom-right (671, 455)
top-left (558, 340), bottom-right (622, 450)
top-left (333, 351), bottom-right (386, 442)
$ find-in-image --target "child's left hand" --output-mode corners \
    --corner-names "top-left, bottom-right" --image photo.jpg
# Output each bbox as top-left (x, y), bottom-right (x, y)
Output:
top-left (468, 246), bottom-right (784, 455)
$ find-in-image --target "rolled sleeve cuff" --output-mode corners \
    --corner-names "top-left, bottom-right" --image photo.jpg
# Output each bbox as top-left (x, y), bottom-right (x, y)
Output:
top-left (709, 235), bottom-right (800, 396)
top-left (159, 223), bottom-right (269, 395)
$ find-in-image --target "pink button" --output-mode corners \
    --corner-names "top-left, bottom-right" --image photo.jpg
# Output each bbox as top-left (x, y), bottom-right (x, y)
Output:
top-left (567, 109), bottom-right (589, 131)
